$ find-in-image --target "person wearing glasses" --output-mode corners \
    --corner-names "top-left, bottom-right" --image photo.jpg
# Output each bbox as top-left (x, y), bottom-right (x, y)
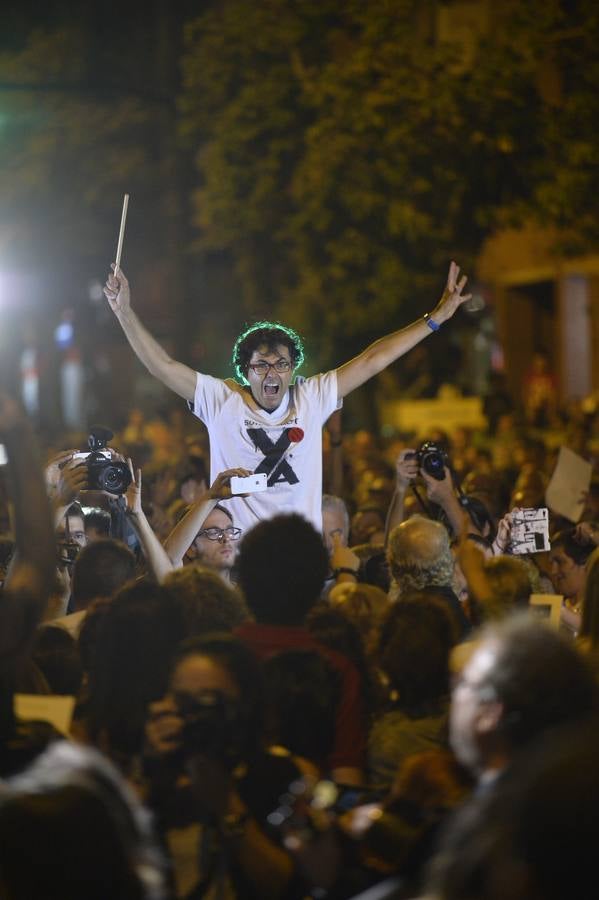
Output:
top-left (164, 468), bottom-right (249, 584)
top-left (105, 262), bottom-right (470, 533)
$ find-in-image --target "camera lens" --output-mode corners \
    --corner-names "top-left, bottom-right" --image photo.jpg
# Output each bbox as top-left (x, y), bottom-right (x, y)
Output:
top-left (417, 441), bottom-right (447, 481)
top-left (423, 453), bottom-right (444, 477)
top-left (98, 463), bottom-right (131, 494)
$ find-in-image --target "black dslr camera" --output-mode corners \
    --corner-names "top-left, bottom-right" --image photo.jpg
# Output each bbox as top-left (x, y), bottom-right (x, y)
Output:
top-left (75, 426), bottom-right (132, 495)
top-left (176, 689), bottom-right (247, 768)
top-left (414, 440), bottom-right (449, 481)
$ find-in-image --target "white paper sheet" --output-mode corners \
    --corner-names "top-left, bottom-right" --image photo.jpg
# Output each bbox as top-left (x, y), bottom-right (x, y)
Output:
top-left (546, 446), bottom-right (592, 523)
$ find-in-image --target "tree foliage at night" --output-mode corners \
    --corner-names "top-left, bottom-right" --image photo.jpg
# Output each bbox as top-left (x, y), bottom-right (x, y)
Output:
top-left (179, 0), bottom-right (599, 360)
top-left (0, 25), bottom-right (169, 274)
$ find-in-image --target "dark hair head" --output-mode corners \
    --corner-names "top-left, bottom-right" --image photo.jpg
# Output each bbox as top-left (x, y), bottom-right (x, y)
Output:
top-left (232, 321), bottom-right (304, 384)
top-left (172, 633), bottom-right (265, 758)
top-left (380, 590), bottom-right (460, 652)
top-left (480, 556), bottom-right (532, 620)
top-left (552, 528), bottom-right (594, 567)
top-left (377, 603), bottom-right (451, 716)
top-left (461, 496), bottom-right (496, 540)
top-left (328, 582), bottom-right (390, 654)
top-left (31, 627), bottom-right (82, 696)
top-left (164, 565), bottom-right (250, 634)
top-left (306, 602), bottom-right (375, 718)
top-left (83, 508), bottom-right (112, 538)
top-left (65, 501), bottom-right (84, 521)
top-left (86, 579), bottom-right (185, 759)
top-left (306, 602), bottom-right (369, 673)
top-left (211, 503), bottom-right (233, 523)
top-left (236, 514), bottom-right (328, 624)
top-left (71, 539), bottom-right (136, 612)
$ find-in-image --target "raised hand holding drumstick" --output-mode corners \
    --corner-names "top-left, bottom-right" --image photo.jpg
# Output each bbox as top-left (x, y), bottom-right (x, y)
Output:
top-left (104, 264), bottom-right (131, 317)
top-left (104, 193), bottom-right (132, 315)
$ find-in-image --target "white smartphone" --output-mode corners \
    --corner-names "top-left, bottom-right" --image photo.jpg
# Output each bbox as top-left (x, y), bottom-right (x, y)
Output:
top-left (510, 507), bottom-right (550, 554)
top-left (0, 444), bottom-right (7, 466)
top-left (230, 473), bottom-right (268, 495)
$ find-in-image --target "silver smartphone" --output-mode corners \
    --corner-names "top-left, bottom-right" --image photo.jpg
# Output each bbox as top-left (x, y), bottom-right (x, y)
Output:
top-left (230, 473), bottom-right (267, 495)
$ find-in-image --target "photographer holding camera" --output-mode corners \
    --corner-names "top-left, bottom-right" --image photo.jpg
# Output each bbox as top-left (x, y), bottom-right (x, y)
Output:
top-left (43, 427), bottom-right (145, 623)
top-left (144, 634), bottom-right (303, 900)
top-left (386, 442), bottom-right (482, 544)
top-left (46, 426), bottom-right (132, 549)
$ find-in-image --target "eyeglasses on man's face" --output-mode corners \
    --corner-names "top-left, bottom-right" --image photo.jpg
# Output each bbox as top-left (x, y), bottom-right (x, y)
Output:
top-left (248, 359), bottom-right (292, 376)
top-left (196, 526), bottom-right (242, 542)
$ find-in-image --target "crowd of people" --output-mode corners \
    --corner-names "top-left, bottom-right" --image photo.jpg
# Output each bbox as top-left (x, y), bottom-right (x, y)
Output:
top-left (0, 258), bottom-right (598, 898)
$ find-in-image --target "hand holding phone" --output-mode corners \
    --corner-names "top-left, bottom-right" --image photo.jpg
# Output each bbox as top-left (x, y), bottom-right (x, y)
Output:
top-left (230, 473), bottom-right (267, 495)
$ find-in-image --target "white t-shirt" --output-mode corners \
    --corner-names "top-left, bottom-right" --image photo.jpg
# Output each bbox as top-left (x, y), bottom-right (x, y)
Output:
top-left (189, 371), bottom-right (339, 533)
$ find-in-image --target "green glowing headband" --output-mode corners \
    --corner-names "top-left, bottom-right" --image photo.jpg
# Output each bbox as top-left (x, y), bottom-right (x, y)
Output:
top-left (232, 320), bottom-right (305, 384)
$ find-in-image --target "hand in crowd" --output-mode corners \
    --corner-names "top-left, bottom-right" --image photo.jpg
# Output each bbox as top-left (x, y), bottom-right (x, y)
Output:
top-left (103, 264), bottom-right (131, 316)
top-left (494, 507), bottom-right (531, 555)
top-left (53, 562), bottom-right (72, 613)
top-left (206, 467), bottom-right (253, 501)
top-left (186, 754), bottom-right (237, 818)
top-left (124, 460), bottom-right (143, 516)
top-left (330, 531), bottom-right (360, 577)
top-left (44, 449), bottom-right (76, 498)
top-left (395, 448), bottom-right (419, 490)
top-left (575, 521), bottom-right (599, 547)
top-left (430, 260), bottom-right (472, 324)
top-left (146, 695), bottom-right (237, 816)
top-left (56, 457), bottom-right (88, 506)
top-left (145, 696), bottom-right (183, 757)
top-left (493, 509), bottom-right (517, 554)
top-left (421, 466), bottom-right (453, 505)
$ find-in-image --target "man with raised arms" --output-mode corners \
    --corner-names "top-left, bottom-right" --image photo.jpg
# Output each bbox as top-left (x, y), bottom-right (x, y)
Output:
top-left (104, 262), bottom-right (470, 533)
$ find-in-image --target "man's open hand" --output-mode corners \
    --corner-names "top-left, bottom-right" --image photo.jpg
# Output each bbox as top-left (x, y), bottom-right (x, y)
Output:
top-left (431, 261), bottom-right (472, 324)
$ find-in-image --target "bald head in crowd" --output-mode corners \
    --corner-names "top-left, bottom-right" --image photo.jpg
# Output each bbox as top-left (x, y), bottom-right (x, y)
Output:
top-left (387, 515), bottom-right (454, 594)
top-left (387, 515), bottom-right (469, 637)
